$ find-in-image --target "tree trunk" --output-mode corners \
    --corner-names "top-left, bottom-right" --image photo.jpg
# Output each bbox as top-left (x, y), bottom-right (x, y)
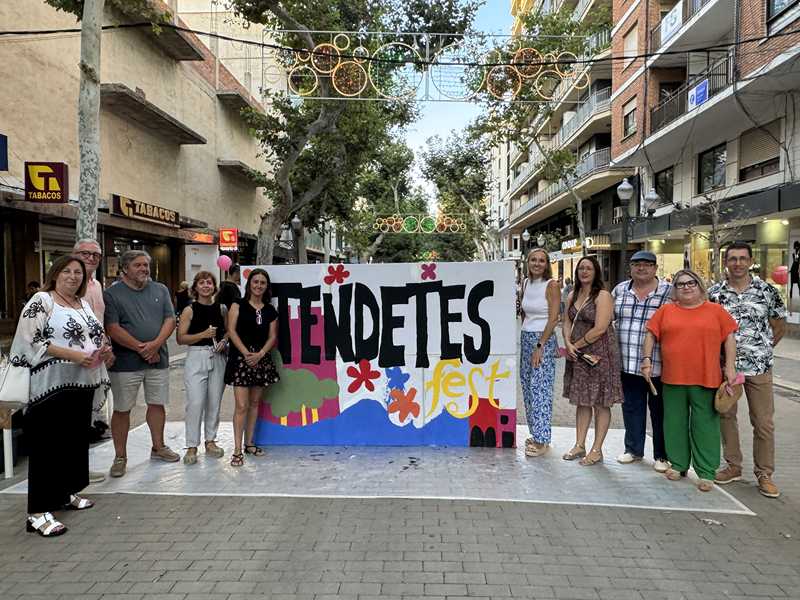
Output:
top-left (322, 221), bottom-right (331, 264)
top-left (294, 226), bottom-right (308, 264)
top-left (256, 213), bottom-right (282, 265)
top-left (76, 0), bottom-right (105, 241)
top-left (361, 232), bottom-right (385, 264)
top-left (710, 202), bottom-right (721, 282)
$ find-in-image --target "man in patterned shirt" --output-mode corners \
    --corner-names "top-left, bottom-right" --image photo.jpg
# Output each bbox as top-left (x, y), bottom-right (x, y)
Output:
top-left (612, 250), bottom-right (672, 472)
top-left (710, 241), bottom-right (786, 498)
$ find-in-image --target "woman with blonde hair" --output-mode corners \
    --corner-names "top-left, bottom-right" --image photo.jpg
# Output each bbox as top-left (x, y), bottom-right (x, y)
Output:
top-left (518, 247), bottom-right (561, 456)
top-left (643, 268), bottom-right (737, 491)
top-left (176, 271), bottom-right (228, 465)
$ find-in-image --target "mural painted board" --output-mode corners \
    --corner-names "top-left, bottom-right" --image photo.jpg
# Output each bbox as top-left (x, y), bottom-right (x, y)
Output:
top-left (240, 262), bottom-right (517, 447)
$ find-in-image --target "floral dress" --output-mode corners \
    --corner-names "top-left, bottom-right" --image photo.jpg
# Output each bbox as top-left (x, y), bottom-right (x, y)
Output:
top-left (224, 299), bottom-right (280, 387)
top-left (563, 297), bottom-right (623, 407)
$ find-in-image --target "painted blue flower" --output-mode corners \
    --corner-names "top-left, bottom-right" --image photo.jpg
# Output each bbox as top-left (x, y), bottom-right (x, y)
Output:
top-left (385, 367), bottom-right (410, 391)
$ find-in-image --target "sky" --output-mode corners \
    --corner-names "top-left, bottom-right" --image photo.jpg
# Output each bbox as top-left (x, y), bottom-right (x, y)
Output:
top-left (405, 1), bottom-right (512, 194)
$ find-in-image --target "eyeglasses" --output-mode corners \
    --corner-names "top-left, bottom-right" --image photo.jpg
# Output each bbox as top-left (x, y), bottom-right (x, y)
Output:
top-left (76, 251), bottom-right (102, 260)
top-left (674, 280), bottom-right (699, 289)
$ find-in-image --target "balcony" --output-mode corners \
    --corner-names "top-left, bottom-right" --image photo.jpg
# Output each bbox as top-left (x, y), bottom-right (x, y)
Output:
top-left (651, 0), bottom-right (711, 52)
top-left (509, 147), bottom-right (620, 223)
top-left (649, 52), bottom-right (733, 134)
top-left (558, 87), bottom-right (611, 145)
top-left (647, 0), bottom-right (734, 67)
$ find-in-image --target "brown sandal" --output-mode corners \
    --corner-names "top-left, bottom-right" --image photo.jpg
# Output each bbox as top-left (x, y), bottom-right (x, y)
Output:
top-left (579, 449), bottom-right (603, 466)
top-left (665, 468), bottom-right (683, 481)
top-left (230, 452), bottom-right (244, 467)
top-left (562, 445), bottom-right (586, 461)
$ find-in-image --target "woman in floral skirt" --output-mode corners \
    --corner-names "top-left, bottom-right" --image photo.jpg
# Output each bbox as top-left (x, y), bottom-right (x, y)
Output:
top-left (224, 268), bottom-right (279, 466)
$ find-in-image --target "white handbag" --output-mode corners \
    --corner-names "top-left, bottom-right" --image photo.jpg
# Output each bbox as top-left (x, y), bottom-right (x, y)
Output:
top-left (0, 356), bottom-right (30, 408)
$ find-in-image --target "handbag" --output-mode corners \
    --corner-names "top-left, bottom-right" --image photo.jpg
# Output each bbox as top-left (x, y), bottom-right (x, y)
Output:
top-left (0, 356), bottom-right (30, 408)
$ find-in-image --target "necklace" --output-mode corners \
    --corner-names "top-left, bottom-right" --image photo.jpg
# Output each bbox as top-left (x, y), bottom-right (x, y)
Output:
top-left (54, 290), bottom-right (98, 333)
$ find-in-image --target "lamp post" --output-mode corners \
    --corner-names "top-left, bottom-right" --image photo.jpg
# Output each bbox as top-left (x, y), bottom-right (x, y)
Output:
top-left (536, 233), bottom-right (545, 248)
top-left (521, 229), bottom-right (531, 252)
top-left (290, 214), bottom-right (303, 264)
top-left (616, 178), bottom-right (634, 279)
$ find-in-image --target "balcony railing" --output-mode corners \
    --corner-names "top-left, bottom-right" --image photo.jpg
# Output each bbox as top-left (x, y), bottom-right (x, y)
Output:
top-left (558, 86), bottom-right (611, 144)
top-left (510, 147), bottom-right (613, 222)
top-left (649, 51), bottom-right (733, 134)
top-left (571, 0), bottom-right (593, 21)
top-left (540, 29), bottom-right (611, 112)
top-left (650, 0), bottom-right (713, 52)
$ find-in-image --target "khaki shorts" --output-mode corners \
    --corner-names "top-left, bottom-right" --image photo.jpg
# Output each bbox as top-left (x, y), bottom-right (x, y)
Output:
top-left (110, 369), bottom-right (170, 413)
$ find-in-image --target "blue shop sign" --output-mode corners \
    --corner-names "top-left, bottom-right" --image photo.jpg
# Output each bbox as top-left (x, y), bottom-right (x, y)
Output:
top-left (687, 79), bottom-right (709, 111)
top-left (0, 134), bottom-right (7, 171)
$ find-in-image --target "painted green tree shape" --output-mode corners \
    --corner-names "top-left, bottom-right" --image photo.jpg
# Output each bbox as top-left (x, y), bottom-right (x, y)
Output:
top-left (264, 355), bottom-right (340, 426)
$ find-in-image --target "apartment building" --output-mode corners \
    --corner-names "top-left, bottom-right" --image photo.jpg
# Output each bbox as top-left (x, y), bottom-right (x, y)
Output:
top-left (0, 0), bottom-right (273, 342)
top-left (610, 0), bottom-right (800, 319)
top-left (495, 0), bottom-right (633, 283)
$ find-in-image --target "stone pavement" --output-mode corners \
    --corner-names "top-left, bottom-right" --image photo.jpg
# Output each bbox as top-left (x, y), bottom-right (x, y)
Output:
top-left (2, 336), bottom-right (800, 599)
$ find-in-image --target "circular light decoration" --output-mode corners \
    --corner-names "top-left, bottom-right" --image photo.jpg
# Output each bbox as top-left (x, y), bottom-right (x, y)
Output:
top-left (287, 65), bottom-right (319, 96)
top-left (402, 215), bottom-right (419, 233)
top-left (352, 45), bottom-right (370, 64)
top-left (486, 65), bottom-right (522, 100)
top-left (311, 42), bottom-right (341, 74)
top-left (429, 39), bottom-right (486, 101)
top-left (512, 47), bottom-right (543, 79)
top-left (333, 33), bottom-right (350, 51)
top-left (556, 51), bottom-right (579, 78)
top-left (573, 68), bottom-right (591, 90)
top-left (420, 215), bottom-right (436, 234)
top-left (263, 63), bottom-right (285, 85)
top-left (332, 61), bottom-right (368, 96)
top-left (296, 49), bottom-right (311, 63)
top-left (533, 69), bottom-right (560, 101)
top-left (369, 42), bottom-right (424, 99)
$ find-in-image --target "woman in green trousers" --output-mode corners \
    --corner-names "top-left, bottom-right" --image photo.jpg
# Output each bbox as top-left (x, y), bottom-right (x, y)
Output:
top-left (641, 269), bottom-right (737, 492)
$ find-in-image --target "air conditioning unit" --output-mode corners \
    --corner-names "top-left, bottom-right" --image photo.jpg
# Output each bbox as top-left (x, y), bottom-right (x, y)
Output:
top-left (612, 206), bottom-right (624, 224)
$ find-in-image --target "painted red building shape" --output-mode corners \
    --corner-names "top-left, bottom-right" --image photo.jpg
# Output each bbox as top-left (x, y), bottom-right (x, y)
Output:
top-left (468, 396), bottom-right (516, 448)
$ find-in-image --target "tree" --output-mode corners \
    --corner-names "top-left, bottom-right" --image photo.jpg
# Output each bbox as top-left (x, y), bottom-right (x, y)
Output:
top-left (44, 1), bottom-right (169, 241)
top-left (683, 192), bottom-right (746, 282)
top-left (421, 130), bottom-right (492, 261)
top-left (229, 0), bottom-right (480, 264)
top-left (471, 6), bottom-right (610, 252)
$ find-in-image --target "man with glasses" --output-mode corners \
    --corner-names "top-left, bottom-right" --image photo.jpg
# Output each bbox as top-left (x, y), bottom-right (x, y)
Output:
top-left (709, 241), bottom-right (786, 498)
top-left (73, 238), bottom-right (110, 483)
top-left (612, 250), bottom-right (672, 472)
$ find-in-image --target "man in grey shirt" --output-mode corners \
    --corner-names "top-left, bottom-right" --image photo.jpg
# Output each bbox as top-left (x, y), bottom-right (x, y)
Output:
top-left (104, 250), bottom-right (178, 477)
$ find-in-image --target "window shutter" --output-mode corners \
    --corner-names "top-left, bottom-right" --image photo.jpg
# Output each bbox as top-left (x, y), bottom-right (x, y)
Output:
top-left (740, 120), bottom-right (780, 169)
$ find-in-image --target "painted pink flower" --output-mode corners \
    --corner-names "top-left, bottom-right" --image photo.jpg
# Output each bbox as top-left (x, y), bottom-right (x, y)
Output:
top-left (421, 263), bottom-right (437, 280)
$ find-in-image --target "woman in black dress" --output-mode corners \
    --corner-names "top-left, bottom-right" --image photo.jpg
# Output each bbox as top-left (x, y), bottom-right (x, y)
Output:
top-left (224, 268), bottom-right (279, 466)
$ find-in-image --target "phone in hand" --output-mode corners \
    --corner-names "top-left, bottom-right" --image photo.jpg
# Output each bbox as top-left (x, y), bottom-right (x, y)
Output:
top-left (87, 349), bottom-right (103, 368)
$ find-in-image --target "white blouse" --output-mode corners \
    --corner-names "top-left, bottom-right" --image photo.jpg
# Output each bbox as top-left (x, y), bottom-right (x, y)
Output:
top-left (8, 292), bottom-right (110, 406)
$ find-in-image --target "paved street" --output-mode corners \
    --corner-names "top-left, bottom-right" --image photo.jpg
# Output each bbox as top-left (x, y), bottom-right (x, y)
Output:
top-left (1, 334), bottom-right (800, 600)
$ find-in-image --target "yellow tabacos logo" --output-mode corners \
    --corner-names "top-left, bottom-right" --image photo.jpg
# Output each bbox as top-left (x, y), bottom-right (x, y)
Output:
top-left (24, 162), bottom-right (68, 203)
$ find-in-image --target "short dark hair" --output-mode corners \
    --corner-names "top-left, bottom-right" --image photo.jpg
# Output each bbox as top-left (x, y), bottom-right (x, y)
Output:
top-left (724, 241), bottom-right (753, 259)
top-left (42, 256), bottom-right (88, 298)
top-left (228, 263), bottom-right (240, 276)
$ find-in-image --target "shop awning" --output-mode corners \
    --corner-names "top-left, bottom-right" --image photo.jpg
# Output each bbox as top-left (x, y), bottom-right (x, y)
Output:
top-left (217, 159), bottom-right (259, 185)
top-left (101, 83), bottom-right (207, 145)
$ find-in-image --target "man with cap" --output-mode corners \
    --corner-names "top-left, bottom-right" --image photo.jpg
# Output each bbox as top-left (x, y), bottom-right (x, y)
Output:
top-left (709, 241), bottom-right (786, 498)
top-left (612, 250), bottom-right (672, 471)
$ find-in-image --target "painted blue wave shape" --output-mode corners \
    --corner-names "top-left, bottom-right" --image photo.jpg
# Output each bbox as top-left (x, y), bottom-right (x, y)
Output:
top-left (254, 399), bottom-right (469, 446)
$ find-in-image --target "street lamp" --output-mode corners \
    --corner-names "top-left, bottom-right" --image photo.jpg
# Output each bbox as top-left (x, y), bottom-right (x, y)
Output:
top-left (536, 234), bottom-right (546, 247)
top-left (521, 229), bottom-right (531, 251)
top-left (290, 214), bottom-right (303, 263)
top-left (616, 178), bottom-right (635, 276)
top-left (644, 188), bottom-right (660, 216)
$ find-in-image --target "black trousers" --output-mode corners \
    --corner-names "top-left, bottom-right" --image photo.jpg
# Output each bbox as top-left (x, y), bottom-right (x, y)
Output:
top-left (24, 388), bottom-right (93, 513)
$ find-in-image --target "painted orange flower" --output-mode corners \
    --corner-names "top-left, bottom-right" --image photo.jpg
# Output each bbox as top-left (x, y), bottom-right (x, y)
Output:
top-left (388, 387), bottom-right (420, 424)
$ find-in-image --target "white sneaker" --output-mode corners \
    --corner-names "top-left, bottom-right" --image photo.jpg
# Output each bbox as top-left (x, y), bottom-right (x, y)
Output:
top-left (653, 459), bottom-right (670, 473)
top-left (616, 452), bottom-right (642, 464)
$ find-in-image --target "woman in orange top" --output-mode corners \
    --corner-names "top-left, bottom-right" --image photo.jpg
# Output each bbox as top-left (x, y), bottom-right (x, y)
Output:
top-left (642, 269), bottom-right (737, 492)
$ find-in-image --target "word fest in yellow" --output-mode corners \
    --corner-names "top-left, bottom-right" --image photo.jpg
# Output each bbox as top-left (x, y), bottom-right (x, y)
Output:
top-left (424, 358), bottom-right (510, 419)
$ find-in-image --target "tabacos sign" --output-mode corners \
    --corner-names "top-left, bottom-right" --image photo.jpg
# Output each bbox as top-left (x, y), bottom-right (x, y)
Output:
top-left (112, 194), bottom-right (179, 227)
top-left (24, 162), bottom-right (69, 203)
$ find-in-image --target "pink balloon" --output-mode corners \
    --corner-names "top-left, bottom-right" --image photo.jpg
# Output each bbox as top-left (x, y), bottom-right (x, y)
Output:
top-left (217, 255), bottom-right (232, 271)
top-left (772, 265), bottom-right (788, 285)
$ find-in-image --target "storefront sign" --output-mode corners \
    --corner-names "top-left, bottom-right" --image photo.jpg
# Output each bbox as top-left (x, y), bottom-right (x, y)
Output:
top-left (562, 237), bottom-right (594, 252)
top-left (219, 228), bottom-right (239, 251)
top-left (0, 134), bottom-right (7, 171)
top-left (188, 232), bottom-right (214, 244)
top-left (112, 194), bottom-right (179, 227)
top-left (24, 161), bottom-right (69, 203)
top-left (688, 79), bottom-right (708, 111)
top-left (660, 1), bottom-right (683, 44)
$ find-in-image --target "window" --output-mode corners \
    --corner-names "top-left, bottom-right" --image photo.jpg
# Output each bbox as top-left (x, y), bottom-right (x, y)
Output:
top-left (623, 25), bottom-right (638, 69)
top-left (654, 167), bottom-right (673, 205)
top-left (623, 98), bottom-right (637, 137)
top-left (768, 0), bottom-right (798, 21)
top-left (659, 81), bottom-right (683, 103)
top-left (739, 120), bottom-right (781, 182)
top-left (698, 143), bottom-right (727, 193)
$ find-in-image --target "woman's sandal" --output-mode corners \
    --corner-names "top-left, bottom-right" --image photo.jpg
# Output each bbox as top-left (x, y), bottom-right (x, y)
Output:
top-left (579, 449), bottom-right (603, 466)
top-left (64, 494), bottom-right (94, 511)
top-left (665, 468), bottom-right (683, 481)
top-left (26, 512), bottom-right (67, 537)
top-left (230, 452), bottom-right (244, 467)
top-left (525, 443), bottom-right (549, 457)
top-left (697, 479), bottom-right (715, 492)
top-left (562, 445), bottom-right (586, 461)
top-left (244, 444), bottom-right (265, 457)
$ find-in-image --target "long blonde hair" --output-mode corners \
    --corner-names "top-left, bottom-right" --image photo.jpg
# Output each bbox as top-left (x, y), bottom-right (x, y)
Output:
top-left (525, 247), bottom-right (553, 281)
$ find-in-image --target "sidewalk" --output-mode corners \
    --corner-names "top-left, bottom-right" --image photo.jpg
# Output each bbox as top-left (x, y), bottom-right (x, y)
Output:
top-left (773, 337), bottom-right (800, 394)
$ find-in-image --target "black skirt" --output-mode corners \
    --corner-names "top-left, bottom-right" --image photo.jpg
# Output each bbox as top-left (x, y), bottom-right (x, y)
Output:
top-left (224, 348), bottom-right (280, 388)
top-left (24, 388), bottom-right (93, 513)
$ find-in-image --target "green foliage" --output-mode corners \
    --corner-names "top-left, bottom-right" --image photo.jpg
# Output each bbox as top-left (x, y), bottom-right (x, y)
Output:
top-left (420, 130), bottom-right (490, 261)
top-left (44, 0), bottom-right (171, 23)
top-left (541, 147), bottom-right (576, 181)
top-left (265, 355), bottom-right (340, 417)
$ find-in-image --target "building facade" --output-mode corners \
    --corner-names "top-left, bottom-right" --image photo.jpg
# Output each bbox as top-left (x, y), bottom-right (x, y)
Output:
top-left (0, 0), bottom-right (274, 344)
top-left (610, 0), bottom-right (800, 321)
